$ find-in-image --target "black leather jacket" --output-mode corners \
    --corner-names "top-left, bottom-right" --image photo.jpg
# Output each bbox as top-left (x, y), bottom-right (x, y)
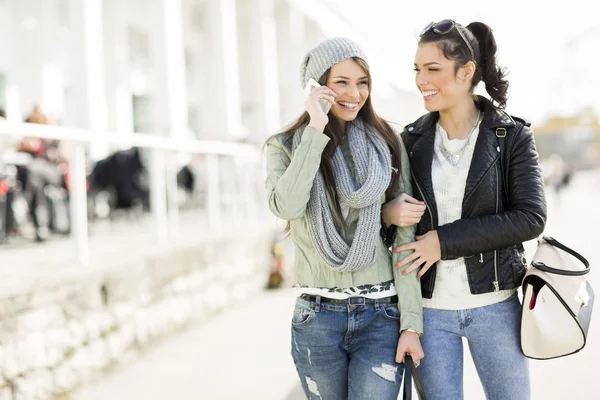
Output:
top-left (401, 97), bottom-right (547, 298)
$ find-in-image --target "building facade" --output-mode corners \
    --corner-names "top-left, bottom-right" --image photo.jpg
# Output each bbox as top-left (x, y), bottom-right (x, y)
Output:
top-left (0, 0), bottom-right (422, 159)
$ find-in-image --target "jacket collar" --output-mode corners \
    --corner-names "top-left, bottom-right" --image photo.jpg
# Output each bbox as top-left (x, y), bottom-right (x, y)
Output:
top-left (406, 96), bottom-right (511, 219)
top-left (405, 96), bottom-right (515, 135)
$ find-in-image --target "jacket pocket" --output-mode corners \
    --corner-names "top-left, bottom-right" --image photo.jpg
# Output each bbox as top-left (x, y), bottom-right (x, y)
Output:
top-left (511, 246), bottom-right (528, 284)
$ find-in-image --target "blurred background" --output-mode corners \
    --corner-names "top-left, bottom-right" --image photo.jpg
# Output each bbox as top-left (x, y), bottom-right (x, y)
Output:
top-left (0, 0), bottom-right (597, 399)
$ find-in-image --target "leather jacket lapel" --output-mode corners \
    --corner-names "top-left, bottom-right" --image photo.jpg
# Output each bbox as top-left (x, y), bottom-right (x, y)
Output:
top-left (411, 130), bottom-right (437, 216)
top-left (462, 124), bottom-right (500, 206)
top-left (405, 113), bottom-right (438, 223)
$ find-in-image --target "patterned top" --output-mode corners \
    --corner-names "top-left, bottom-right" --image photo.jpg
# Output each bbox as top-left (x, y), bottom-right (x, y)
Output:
top-left (294, 280), bottom-right (396, 300)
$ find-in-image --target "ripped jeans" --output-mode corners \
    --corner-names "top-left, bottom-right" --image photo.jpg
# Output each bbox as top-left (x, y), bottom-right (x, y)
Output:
top-left (291, 295), bottom-right (403, 399)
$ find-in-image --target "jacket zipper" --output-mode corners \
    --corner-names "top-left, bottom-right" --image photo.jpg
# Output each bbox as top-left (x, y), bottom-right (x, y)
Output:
top-left (492, 162), bottom-right (500, 292)
top-left (411, 171), bottom-right (434, 230)
top-left (411, 170), bottom-right (437, 294)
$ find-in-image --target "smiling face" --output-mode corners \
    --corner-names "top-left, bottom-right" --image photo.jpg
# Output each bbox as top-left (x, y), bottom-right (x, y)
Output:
top-left (325, 58), bottom-right (370, 125)
top-left (414, 42), bottom-right (474, 113)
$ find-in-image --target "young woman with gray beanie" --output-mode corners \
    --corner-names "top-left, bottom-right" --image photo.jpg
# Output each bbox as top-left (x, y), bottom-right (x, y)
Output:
top-left (265, 37), bottom-right (425, 398)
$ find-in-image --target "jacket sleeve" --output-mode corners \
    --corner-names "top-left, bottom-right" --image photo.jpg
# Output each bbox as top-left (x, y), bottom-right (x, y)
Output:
top-left (265, 127), bottom-right (330, 220)
top-left (392, 137), bottom-right (423, 334)
top-left (437, 124), bottom-right (547, 259)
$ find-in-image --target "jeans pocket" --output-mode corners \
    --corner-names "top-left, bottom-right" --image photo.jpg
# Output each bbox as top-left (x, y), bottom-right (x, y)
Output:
top-left (380, 304), bottom-right (400, 321)
top-left (291, 303), bottom-right (316, 327)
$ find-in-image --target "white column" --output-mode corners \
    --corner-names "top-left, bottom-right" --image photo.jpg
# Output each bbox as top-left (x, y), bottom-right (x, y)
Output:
top-left (103, 0), bottom-right (134, 137)
top-left (236, 0), bottom-right (280, 144)
top-left (276, 2), bottom-right (305, 126)
top-left (69, 0), bottom-right (109, 141)
top-left (159, 0), bottom-right (188, 138)
top-left (1, 0), bottom-right (21, 122)
top-left (10, 0), bottom-right (44, 120)
top-left (68, 0), bottom-right (109, 266)
top-left (249, 0), bottom-right (281, 143)
top-left (205, 0), bottom-right (242, 140)
top-left (149, 149), bottom-right (168, 246)
top-left (152, 0), bottom-right (189, 236)
top-left (39, 0), bottom-right (65, 120)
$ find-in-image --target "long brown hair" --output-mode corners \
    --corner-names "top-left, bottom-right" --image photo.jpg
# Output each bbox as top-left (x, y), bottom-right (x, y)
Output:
top-left (273, 57), bottom-right (401, 232)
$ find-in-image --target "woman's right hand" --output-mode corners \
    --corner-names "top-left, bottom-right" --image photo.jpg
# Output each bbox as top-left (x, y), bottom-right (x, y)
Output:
top-left (305, 85), bottom-right (336, 132)
top-left (396, 330), bottom-right (424, 367)
top-left (382, 193), bottom-right (426, 227)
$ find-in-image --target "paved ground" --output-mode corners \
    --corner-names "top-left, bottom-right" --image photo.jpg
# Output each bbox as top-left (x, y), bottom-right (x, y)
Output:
top-left (69, 170), bottom-right (600, 399)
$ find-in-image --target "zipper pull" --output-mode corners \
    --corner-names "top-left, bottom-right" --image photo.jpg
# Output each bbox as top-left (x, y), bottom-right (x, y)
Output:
top-left (493, 281), bottom-right (500, 292)
top-left (479, 253), bottom-right (484, 263)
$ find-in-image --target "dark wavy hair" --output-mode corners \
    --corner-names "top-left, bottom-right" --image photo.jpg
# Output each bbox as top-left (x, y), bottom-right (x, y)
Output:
top-left (419, 21), bottom-right (510, 109)
top-left (270, 57), bottom-right (402, 231)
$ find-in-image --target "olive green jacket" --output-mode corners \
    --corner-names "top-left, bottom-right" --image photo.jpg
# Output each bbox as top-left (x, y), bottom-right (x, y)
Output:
top-left (265, 126), bottom-right (422, 333)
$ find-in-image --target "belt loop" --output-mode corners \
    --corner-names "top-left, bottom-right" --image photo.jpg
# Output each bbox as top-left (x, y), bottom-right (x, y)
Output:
top-left (315, 295), bottom-right (321, 312)
top-left (374, 298), bottom-right (380, 309)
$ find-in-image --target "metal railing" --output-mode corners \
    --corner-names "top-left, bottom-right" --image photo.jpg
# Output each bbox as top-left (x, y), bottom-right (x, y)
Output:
top-left (0, 121), bottom-right (265, 266)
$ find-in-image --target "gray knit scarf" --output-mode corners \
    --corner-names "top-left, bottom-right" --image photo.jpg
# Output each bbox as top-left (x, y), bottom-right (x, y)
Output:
top-left (292, 118), bottom-right (392, 272)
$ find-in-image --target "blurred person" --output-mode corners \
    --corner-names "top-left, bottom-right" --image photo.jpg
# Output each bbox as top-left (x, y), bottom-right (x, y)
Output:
top-left (25, 104), bottom-right (49, 124)
top-left (560, 164), bottom-right (575, 189)
top-left (0, 108), bottom-right (8, 242)
top-left (265, 37), bottom-right (424, 399)
top-left (385, 20), bottom-right (547, 399)
top-left (265, 229), bottom-right (287, 290)
top-left (87, 147), bottom-right (149, 219)
top-left (548, 154), bottom-right (574, 195)
top-left (15, 105), bottom-right (66, 240)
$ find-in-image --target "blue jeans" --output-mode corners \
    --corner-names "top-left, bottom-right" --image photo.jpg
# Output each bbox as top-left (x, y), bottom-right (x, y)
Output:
top-left (419, 293), bottom-right (530, 400)
top-left (291, 295), bottom-right (403, 399)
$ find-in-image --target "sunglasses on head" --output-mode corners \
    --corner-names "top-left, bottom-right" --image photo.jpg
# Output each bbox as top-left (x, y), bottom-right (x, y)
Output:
top-left (420, 19), bottom-right (475, 64)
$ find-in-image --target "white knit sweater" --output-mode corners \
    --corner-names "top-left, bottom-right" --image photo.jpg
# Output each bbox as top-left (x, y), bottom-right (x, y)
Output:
top-left (423, 120), bottom-right (515, 310)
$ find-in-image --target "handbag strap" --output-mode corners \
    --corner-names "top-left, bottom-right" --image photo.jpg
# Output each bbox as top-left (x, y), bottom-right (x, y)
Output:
top-left (404, 355), bottom-right (426, 400)
top-left (496, 128), bottom-right (525, 253)
top-left (532, 236), bottom-right (591, 276)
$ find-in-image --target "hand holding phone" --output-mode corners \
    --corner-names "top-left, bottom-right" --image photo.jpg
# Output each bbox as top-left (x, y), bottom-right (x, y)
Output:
top-left (304, 78), bottom-right (334, 115)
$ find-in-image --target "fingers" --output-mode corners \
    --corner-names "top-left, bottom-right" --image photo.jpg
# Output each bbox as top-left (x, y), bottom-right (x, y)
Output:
top-left (405, 349), bottom-right (425, 363)
top-left (399, 207), bottom-right (426, 216)
top-left (409, 350), bottom-right (425, 366)
top-left (394, 252), bottom-right (420, 270)
top-left (320, 95), bottom-right (336, 106)
top-left (400, 193), bottom-right (426, 206)
top-left (310, 92), bottom-right (336, 105)
top-left (395, 346), bottom-right (407, 364)
top-left (398, 217), bottom-right (422, 227)
top-left (310, 85), bottom-right (337, 99)
top-left (392, 242), bottom-right (417, 253)
top-left (393, 208), bottom-right (424, 227)
top-left (402, 203), bottom-right (427, 212)
top-left (399, 258), bottom-right (423, 275)
top-left (417, 260), bottom-right (435, 278)
top-left (396, 331), bottom-right (425, 366)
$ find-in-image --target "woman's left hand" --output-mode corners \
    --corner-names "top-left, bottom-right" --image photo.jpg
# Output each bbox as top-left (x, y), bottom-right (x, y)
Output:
top-left (393, 230), bottom-right (441, 278)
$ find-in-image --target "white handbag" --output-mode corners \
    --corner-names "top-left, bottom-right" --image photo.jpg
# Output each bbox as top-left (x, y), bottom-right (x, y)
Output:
top-left (520, 236), bottom-right (594, 360)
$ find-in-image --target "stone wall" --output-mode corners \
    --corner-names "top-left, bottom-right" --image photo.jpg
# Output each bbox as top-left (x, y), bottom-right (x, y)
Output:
top-left (0, 226), bottom-right (273, 399)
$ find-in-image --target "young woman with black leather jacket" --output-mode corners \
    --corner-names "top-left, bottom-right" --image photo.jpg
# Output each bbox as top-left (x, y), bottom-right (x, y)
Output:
top-left (383, 20), bottom-right (547, 400)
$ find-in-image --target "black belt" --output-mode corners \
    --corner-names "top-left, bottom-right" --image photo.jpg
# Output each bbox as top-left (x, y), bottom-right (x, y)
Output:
top-left (300, 293), bottom-right (398, 305)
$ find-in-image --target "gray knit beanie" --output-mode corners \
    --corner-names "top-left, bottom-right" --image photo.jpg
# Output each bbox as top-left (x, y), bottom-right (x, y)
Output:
top-left (300, 37), bottom-right (369, 88)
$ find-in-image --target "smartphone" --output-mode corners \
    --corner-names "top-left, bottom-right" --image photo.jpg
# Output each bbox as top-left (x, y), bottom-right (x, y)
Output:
top-left (304, 78), bottom-right (332, 114)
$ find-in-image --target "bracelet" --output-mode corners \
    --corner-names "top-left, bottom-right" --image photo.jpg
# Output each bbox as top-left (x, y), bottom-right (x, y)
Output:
top-left (403, 328), bottom-right (423, 337)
